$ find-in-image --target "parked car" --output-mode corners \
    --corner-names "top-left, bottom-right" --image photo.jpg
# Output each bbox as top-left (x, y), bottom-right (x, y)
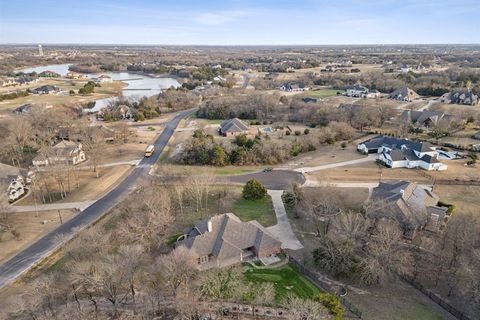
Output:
top-left (263, 167), bottom-right (273, 172)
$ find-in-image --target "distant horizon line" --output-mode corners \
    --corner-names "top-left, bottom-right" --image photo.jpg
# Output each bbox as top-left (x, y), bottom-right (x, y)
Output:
top-left (1, 43), bottom-right (480, 47)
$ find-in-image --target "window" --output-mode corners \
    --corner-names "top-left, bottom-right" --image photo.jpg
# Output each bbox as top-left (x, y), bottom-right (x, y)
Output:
top-left (199, 255), bottom-right (208, 264)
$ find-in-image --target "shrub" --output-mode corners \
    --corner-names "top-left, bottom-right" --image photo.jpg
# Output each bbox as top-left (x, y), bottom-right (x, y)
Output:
top-left (242, 179), bottom-right (267, 200)
top-left (341, 142), bottom-right (347, 149)
top-left (304, 128), bottom-right (310, 135)
top-left (326, 136), bottom-right (336, 144)
top-left (294, 130), bottom-right (301, 136)
top-left (285, 131), bottom-right (291, 136)
top-left (437, 201), bottom-right (455, 214)
top-left (69, 89), bottom-right (75, 95)
top-left (315, 293), bottom-right (344, 320)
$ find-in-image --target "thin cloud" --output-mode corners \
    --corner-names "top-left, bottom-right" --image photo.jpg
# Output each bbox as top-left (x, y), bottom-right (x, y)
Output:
top-left (194, 10), bottom-right (251, 26)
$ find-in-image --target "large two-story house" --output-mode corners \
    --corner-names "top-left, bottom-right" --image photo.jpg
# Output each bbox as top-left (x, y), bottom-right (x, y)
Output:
top-left (345, 84), bottom-right (380, 98)
top-left (32, 140), bottom-right (86, 167)
top-left (357, 136), bottom-right (447, 171)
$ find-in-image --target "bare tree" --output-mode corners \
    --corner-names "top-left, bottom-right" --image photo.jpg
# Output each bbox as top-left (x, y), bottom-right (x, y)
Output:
top-left (157, 246), bottom-right (196, 297)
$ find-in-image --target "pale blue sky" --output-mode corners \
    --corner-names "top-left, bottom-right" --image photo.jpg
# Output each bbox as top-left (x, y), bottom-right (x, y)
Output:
top-left (1, 0), bottom-right (479, 45)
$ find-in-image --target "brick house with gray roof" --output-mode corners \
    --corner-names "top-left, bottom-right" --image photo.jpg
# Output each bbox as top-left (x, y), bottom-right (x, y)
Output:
top-left (370, 181), bottom-right (449, 238)
top-left (219, 118), bottom-right (249, 136)
top-left (176, 213), bottom-right (282, 269)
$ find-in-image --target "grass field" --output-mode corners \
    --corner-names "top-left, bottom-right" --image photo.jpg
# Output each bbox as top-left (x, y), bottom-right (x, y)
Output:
top-left (232, 194), bottom-right (276, 227)
top-left (300, 88), bottom-right (344, 99)
top-left (244, 265), bottom-right (321, 303)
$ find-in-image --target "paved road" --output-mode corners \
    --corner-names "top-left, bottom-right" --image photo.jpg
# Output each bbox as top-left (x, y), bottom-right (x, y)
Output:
top-left (266, 190), bottom-right (303, 250)
top-left (220, 170), bottom-right (305, 190)
top-left (0, 108), bottom-right (196, 289)
top-left (10, 201), bottom-right (95, 213)
top-left (294, 155), bottom-right (376, 173)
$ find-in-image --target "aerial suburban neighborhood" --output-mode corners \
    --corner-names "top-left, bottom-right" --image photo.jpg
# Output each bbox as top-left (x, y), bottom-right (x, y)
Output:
top-left (0, 1), bottom-right (480, 320)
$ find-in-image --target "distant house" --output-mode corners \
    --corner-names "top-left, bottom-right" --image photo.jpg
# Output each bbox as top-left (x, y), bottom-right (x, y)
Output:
top-left (440, 91), bottom-right (479, 105)
top-left (66, 71), bottom-right (88, 80)
top-left (13, 103), bottom-right (33, 114)
top-left (0, 163), bottom-right (31, 203)
top-left (345, 84), bottom-right (378, 98)
top-left (32, 140), bottom-right (86, 167)
top-left (57, 125), bottom-right (116, 143)
top-left (302, 97), bottom-right (320, 103)
top-left (280, 83), bottom-right (308, 92)
top-left (176, 213), bottom-right (282, 269)
top-left (389, 87), bottom-right (420, 102)
top-left (219, 118), bottom-right (249, 136)
top-left (32, 85), bottom-right (60, 95)
top-left (400, 110), bottom-right (451, 128)
top-left (94, 74), bottom-right (112, 83)
top-left (357, 136), bottom-right (447, 171)
top-left (370, 181), bottom-right (449, 238)
top-left (98, 104), bottom-right (133, 120)
top-left (38, 70), bottom-right (60, 78)
top-left (213, 75), bottom-right (226, 82)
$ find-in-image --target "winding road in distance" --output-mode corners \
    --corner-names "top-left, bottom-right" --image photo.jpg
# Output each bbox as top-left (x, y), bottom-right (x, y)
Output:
top-left (0, 108), bottom-right (196, 289)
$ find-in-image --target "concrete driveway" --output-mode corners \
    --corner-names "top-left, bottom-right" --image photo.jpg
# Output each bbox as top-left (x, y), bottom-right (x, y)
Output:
top-left (10, 201), bottom-right (95, 213)
top-left (266, 190), bottom-right (303, 250)
top-left (294, 154), bottom-right (376, 173)
top-left (221, 170), bottom-right (305, 190)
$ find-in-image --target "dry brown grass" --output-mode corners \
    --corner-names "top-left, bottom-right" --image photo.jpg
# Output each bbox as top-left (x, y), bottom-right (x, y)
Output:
top-left (0, 209), bottom-right (76, 265)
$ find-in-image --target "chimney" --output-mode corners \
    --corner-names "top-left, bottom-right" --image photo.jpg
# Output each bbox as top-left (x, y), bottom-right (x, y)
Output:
top-left (207, 220), bottom-right (212, 233)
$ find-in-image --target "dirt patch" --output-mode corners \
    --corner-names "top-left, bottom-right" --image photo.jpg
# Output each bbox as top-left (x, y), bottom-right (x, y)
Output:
top-left (306, 161), bottom-right (431, 183)
top-left (0, 209), bottom-right (76, 265)
top-left (285, 144), bottom-right (365, 167)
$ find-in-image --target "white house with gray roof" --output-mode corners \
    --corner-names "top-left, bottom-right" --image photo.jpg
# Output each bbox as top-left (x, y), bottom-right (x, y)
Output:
top-left (389, 87), bottom-right (420, 102)
top-left (357, 136), bottom-right (447, 171)
top-left (176, 213), bottom-right (282, 269)
top-left (440, 91), bottom-right (478, 106)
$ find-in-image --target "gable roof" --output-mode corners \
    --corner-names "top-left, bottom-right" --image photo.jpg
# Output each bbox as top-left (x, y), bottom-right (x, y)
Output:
top-left (360, 136), bottom-right (435, 153)
top-left (220, 118), bottom-right (249, 134)
top-left (389, 87), bottom-right (419, 100)
top-left (371, 180), bottom-right (446, 232)
top-left (178, 213), bottom-right (281, 260)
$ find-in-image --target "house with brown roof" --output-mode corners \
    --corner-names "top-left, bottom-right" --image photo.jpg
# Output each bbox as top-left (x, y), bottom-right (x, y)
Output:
top-left (389, 87), bottom-right (420, 102)
top-left (176, 213), bottom-right (282, 269)
top-left (32, 140), bottom-right (86, 167)
top-left (370, 181), bottom-right (449, 238)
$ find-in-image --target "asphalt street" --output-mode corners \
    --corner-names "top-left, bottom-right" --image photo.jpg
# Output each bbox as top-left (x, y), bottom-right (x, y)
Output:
top-left (0, 108), bottom-right (196, 289)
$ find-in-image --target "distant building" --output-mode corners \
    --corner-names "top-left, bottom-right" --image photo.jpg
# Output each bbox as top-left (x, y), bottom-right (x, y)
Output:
top-left (389, 87), bottom-right (420, 102)
top-left (94, 74), bottom-right (112, 83)
top-left (440, 91), bottom-right (478, 105)
top-left (345, 84), bottom-right (379, 98)
top-left (38, 70), bottom-right (60, 78)
top-left (176, 213), bottom-right (282, 269)
top-left (0, 163), bottom-right (31, 203)
top-left (279, 83), bottom-right (308, 92)
top-left (31, 85), bottom-right (60, 95)
top-left (357, 136), bottom-right (447, 171)
top-left (219, 118), bottom-right (249, 136)
top-left (370, 181), bottom-right (449, 238)
top-left (66, 71), bottom-right (88, 80)
top-left (302, 97), bottom-right (320, 103)
top-left (400, 110), bottom-right (452, 129)
top-left (32, 140), bottom-right (86, 167)
top-left (13, 104), bottom-right (33, 114)
top-left (38, 44), bottom-right (43, 56)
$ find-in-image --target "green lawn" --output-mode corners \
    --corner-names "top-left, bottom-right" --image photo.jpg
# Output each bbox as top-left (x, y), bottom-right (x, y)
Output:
top-left (232, 195), bottom-right (277, 227)
top-left (300, 89), bottom-right (344, 99)
top-left (244, 265), bottom-right (321, 303)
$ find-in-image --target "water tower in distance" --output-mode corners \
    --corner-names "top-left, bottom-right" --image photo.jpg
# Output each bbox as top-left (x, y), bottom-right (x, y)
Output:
top-left (38, 44), bottom-right (43, 56)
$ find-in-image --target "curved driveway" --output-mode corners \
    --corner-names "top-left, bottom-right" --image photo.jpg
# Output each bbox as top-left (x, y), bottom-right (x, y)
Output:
top-left (220, 170), bottom-right (305, 190)
top-left (0, 108), bottom-right (196, 289)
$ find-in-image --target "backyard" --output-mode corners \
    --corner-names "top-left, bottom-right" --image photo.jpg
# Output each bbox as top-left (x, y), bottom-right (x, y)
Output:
top-left (244, 264), bottom-right (321, 303)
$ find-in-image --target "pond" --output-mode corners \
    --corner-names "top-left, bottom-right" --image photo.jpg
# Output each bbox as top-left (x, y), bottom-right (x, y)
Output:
top-left (18, 64), bottom-right (181, 112)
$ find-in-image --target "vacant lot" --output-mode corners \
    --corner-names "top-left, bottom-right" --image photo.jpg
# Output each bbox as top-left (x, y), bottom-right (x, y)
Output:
top-left (285, 144), bottom-right (365, 168)
top-left (0, 209), bottom-right (76, 265)
top-left (299, 88), bottom-right (344, 99)
top-left (306, 161), bottom-right (431, 183)
top-left (433, 185), bottom-right (480, 214)
top-left (244, 265), bottom-right (321, 303)
top-left (348, 280), bottom-right (454, 320)
top-left (15, 165), bottom-right (133, 205)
